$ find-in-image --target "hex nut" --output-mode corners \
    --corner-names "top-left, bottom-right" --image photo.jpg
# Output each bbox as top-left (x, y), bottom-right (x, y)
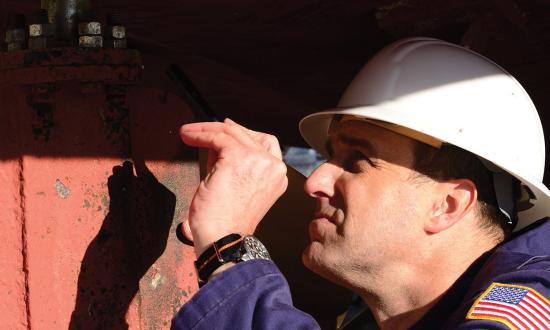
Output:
top-left (5, 29), bottom-right (26, 43)
top-left (79, 35), bottom-right (103, 48)
top-left (29, 24), bottom-right (54, 37)
top-left (108, 26), bottom-right (126, 39)
top-left (28, 36), bottom-right (55, 50)
top-left (79, 22), bottom-right (102, 36)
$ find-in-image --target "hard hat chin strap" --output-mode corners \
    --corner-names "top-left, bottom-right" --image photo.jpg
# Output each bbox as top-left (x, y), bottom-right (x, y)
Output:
top-left (479, 158), bottom-right (519, 228)
top-left (491, 171), bottom-right (517, 227)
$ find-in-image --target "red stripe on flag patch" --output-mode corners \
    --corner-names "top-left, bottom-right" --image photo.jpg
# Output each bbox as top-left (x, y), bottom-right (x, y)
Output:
top-left (466, 282), bottom-right (550, 330)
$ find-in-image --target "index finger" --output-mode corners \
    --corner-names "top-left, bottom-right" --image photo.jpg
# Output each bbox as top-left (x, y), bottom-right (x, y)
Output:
top-left (179, 129), bottom-right (234, 152)
top-left (224, 119), bottom-right (283, 160)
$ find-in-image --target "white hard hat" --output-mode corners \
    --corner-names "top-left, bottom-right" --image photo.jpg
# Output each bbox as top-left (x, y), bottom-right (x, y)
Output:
top-left (299, 37), bottom-right (550, 231)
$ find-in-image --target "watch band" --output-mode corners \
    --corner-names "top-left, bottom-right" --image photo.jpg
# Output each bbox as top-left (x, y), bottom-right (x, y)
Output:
top-left (194, 233), bottom-right (244, 286)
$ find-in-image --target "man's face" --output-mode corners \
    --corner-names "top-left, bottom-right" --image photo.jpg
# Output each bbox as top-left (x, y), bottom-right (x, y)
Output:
top-left (302, 119), bottom-right (435, 286)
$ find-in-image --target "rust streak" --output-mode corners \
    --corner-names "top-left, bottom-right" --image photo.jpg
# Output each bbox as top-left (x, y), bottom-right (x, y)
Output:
top-left (18, 157), bottom-right (32, 329)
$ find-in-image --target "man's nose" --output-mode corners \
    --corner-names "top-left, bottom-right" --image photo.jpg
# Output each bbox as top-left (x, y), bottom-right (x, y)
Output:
top-left (304, 161), bottom-right (342, 198)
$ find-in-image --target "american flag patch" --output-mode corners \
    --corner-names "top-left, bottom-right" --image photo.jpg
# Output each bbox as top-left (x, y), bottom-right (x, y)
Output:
top-left (467, 282), bottom-right (550, 330)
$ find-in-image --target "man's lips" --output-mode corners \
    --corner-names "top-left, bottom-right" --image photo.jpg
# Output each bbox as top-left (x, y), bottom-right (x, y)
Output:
top-left (314, 212), bottom-right (336, 224)
top-left (314, 205), bottom-right (343, 225)
top-left (308, 211), bottom-right (339, 242)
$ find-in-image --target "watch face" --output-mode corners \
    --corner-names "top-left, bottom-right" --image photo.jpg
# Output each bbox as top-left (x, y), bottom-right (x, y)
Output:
top-left (241, 236), bottom-right (271, 261)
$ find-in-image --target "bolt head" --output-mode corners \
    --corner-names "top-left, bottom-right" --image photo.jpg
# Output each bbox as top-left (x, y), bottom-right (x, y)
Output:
top-left (29, 24), bottom-right (54, 37)
top-left (109, 26), bottom-right (126, 39)
top-left (79, 35), bottom-right (103, 48)
top-left (79, 22), bottom-right (102, 36)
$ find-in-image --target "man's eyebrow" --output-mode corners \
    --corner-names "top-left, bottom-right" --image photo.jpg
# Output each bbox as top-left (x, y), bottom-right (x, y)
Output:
top-left (325, 133), bottom-right (375, 157)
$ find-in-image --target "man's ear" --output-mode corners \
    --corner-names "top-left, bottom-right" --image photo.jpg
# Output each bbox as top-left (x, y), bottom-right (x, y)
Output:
top-left (425, 179), bottom-right (477, 234)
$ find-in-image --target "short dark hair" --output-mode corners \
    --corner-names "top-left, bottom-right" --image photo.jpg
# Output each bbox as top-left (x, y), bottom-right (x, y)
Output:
top-left (412, 143), bottom-right (516, 240)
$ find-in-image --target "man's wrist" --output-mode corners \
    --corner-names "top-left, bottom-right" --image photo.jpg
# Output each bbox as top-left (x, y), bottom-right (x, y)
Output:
top-left (193, 233), bottom-right (271, 286)
top-left (194, 233), bottom-right (245, 286)
top-left (192, 230), bottom-right (236, 258)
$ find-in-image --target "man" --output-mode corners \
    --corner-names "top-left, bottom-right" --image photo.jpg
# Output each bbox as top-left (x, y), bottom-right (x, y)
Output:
top-left (172, 38), bottom-right (550, 329)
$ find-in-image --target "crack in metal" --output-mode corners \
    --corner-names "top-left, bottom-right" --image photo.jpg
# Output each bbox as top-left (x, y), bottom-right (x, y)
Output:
top-left (18, 157), bottom-right (32, 329)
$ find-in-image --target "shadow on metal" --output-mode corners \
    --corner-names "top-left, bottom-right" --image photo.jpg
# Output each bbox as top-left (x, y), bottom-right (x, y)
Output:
top-left (69, 160), bottom-right (176, 329)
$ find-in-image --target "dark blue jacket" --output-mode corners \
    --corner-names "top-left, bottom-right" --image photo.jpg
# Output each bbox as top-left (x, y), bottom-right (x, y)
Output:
top-left (172, 219), bottom-right (550, 329)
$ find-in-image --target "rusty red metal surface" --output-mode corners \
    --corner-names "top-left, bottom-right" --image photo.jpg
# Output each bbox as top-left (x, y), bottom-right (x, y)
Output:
top-left (0, 48), bottom-right (143, 85)
top-left (0, 46), bottom-right (199, 329)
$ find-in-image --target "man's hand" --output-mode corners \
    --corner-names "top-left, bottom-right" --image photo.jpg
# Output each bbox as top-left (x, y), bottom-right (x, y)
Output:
top-left (180, 118), bottom-right (288, 257)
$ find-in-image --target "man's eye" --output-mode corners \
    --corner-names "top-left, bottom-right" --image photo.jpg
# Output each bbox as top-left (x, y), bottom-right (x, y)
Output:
top-left (344, 151), bottom-right (376, 172)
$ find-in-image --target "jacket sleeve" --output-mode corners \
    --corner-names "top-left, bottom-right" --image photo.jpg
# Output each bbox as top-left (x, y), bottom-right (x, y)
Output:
top-left (171, 259), bottom-right (320, 330)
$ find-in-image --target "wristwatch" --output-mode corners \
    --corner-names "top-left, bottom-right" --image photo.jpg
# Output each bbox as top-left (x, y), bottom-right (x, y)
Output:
top-left (194, 234), bottom-right (271, 286)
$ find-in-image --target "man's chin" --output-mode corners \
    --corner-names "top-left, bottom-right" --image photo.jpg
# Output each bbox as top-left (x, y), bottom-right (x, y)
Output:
top-left (301, 242), bottom-right (350, 287)
top-left (301, 242), bottom-right (326, 274)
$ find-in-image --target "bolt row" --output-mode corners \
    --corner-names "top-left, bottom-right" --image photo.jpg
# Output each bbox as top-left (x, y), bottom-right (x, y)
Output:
top-left (4, 12), bottom-right (127, 52)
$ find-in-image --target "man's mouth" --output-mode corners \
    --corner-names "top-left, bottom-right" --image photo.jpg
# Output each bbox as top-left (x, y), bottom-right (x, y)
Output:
top-left (313, 212), bottom-right (335, 224)
top-left (314, 205), bottom-right (341, 225)
top-left (308, 207), bottom-right (342, 242)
